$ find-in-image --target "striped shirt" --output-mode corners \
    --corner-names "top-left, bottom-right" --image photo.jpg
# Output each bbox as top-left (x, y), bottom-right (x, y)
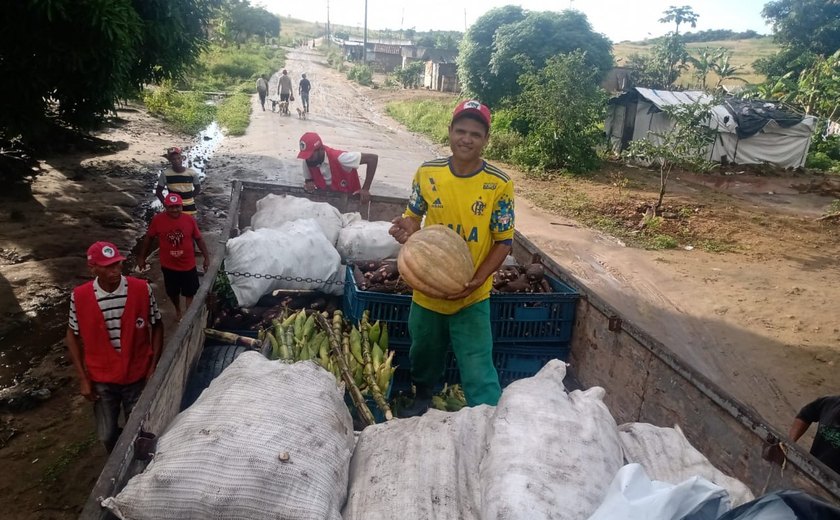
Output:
top-left (69, 276), bottom-right (161, 351)
top-left (158, 167), bottom-right (200, 214)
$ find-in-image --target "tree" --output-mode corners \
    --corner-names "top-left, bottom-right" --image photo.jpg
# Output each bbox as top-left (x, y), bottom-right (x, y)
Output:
top-left (457, 6), bottom-right (526, 106)
top-left (0, 0), bottom-right (219, 140)
top-left (459, 9), bottom-right (612, 108)
top-left (627, 34), bottom-right (689, 89)
top-left (756, 0), bottom-right (840, 79)
top-left (512, 51), bottom-right (607, 173)
top-left (688, 47), bottom-right (724, 90)
top-left (659, 5), bottom-right (699, 35)
top-left (623, 101), bottom-right (718, 212)
top-left (711, 53), bottom-right (747, 89)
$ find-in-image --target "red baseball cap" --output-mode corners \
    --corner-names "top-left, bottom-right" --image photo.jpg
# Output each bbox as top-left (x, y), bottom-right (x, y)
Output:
top-left (297, 132), bottom-right (323, 160)
top-left (163, 146), bottom-right (182, 158)
top-left (452, 99), bottom-right (491, 130)
top-left (87, 241), bottom-right (126, 267)
top-left (164, 192), bottom-right (183, 207)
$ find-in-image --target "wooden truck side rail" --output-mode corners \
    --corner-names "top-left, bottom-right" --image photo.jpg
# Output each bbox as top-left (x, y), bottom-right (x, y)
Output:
top-left (512, 231), bottom-right (840, 505)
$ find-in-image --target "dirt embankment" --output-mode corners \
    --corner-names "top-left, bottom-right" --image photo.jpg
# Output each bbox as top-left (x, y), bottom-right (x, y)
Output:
top-left (0, 46), bottom-right (839, 517)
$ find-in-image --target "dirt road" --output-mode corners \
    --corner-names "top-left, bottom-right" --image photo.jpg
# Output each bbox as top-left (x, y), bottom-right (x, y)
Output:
top-left (0, 45), bottom-right (837, 517)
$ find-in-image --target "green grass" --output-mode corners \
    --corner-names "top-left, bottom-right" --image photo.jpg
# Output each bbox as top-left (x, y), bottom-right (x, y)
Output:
top-left (217, 93), bottom-right (252, 136)
top-left (613, 36), bottom-right (780, 86)
top-left (386, 100), bottom-right (452, 144)
top-left (41, 434), bottom-right (97, 484)
top-left (145, 44), bottom-right (285, 135)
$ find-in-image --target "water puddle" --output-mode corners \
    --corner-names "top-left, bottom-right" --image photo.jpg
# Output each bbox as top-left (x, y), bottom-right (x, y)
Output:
top-left (150, 120), bottom-right (225, 212)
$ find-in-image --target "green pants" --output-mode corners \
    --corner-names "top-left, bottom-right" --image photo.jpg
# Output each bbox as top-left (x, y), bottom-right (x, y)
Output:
top-left (408, 299), bottom-right (501, 406)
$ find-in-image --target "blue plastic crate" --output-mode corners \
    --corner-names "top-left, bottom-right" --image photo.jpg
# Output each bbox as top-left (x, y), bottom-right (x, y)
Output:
top-left (343, 265), bottom-right (412, 342)
top-left (490, 276), bottom-right (578, 344)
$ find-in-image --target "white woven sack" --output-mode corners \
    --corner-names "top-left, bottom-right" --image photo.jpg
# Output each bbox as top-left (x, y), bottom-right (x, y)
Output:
top-left (480, 360), bottom-right (623, 520)
top-left (336, 221), bottom-right (401, 262)
top-left (251, 194), bottom-right (344, 244)
top-left (225, 219), bottom-right (344, 306)
top-left (618, 422), bottom-right (755, 507)
top-left (102, 355), bottom-right (354, 520)
top-left (343, 406), bottom-right (494, 520)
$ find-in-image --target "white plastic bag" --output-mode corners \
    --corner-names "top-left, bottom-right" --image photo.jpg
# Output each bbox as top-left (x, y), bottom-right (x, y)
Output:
top-left (336, 221), bottom-right (401, 262)
top-left (225, 219), bottom-right (344, 306)
top-left (343, 406), bottom-right (493, 520)
top-left (102, 355), bottom-right (354, 520)
top-left (618, 423), bottom-right (755, 507)
top-left (480, 360), bottom-right (624, 520)
top-left (251, 194), bottom-right (344, 244)
top-left (587, 463), bottom-right (730, 520)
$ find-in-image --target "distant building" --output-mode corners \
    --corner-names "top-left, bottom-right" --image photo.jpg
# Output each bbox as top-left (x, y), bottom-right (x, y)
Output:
top-left (422, 49), bottom-right (459, 93)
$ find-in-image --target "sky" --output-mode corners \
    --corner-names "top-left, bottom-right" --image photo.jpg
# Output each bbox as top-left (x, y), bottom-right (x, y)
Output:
top-left (261, 0), bottom-right (772, 43)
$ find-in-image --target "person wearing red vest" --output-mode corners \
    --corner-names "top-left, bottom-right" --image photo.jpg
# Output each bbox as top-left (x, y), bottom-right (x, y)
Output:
top-left (65, 241), bottom-right (164, 452)
top-left (297, 131), bottom-right (378, 205)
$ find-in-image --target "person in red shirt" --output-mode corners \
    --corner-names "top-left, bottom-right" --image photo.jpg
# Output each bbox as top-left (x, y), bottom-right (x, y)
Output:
top-left (65, 241), bottom-right (164, 452)
top-left (297, 132), bottom-right (378, 205)
top-left (138, 193), bottom-right (210, 321)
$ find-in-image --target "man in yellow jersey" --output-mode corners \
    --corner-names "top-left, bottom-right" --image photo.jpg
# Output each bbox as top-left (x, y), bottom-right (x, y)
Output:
top-left (390, 99), bottom-right (514, 416)
top-left (156, 147), bottom-right (201, 215)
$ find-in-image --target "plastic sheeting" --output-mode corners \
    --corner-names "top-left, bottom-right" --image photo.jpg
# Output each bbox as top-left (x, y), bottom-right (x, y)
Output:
top-left (715, 489), bottom-right (840, 520)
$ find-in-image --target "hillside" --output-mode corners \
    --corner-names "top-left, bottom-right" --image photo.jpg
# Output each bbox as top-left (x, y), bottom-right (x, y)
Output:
top-left (613, 36), bottom-right (780, 86)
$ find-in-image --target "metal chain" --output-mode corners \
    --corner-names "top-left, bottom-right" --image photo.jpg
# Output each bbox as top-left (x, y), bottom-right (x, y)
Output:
top-left (221, 269), bottom-right (348, 286)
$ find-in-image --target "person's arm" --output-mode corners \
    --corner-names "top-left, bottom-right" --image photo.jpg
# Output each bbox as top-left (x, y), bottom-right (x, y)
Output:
top-left (148, 320), bottom-right (164, 378)
top-left (196, 235), bottom-right (210, 272)
top-left (359, 152), bottom-right (378, 191)
top-left (192, 171), bottom-right (201, 197)
top-left (65, 327), bottom-right (98, 401)
top-left (136, 232), bottom-right (154, 271)
top-left (389, 173), bottom-right (426, 242)
top-left (155, 184), bottom-right (166, 205)
top-left (789, 418), bottom-right (811, 442)
top-left (446, 242), bottom-right (511, 300)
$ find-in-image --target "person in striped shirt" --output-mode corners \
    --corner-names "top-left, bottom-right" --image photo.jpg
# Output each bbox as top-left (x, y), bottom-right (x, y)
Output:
top-left (66, 242), bottom-right (164, 452)
top-left (156, 146), bottom-right (201, 215)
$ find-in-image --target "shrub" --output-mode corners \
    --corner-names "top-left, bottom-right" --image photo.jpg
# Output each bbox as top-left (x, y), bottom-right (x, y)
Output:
top-left (347, 64), bottom-right (373, 86)
top-left (217, 93), bottom-right (251, 136)
top-left (650, 234), bottom-right (678, 249)
top-left (807, 151), bottom-right (835, 171)
top-left (142, 83), bottom-right (215, 134)
top-left (385, 100), bottom-right (451, 143)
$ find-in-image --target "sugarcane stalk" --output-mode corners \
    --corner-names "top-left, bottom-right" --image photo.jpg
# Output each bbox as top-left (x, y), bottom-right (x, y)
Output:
top-left (361, 311), bottom-right (393, 421)
top-left (204, 329), bottom-right (262, 349)
top-left (315, 311), bottom-right (375, 427)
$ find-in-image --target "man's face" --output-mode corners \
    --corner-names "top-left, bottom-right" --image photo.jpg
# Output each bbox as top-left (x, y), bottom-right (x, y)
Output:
top-left (305, 148), bottom-right (325, 167)
top-left (166, 204), bottom-right (183, 218)
top-left (168, 153), bottom-right (184, 168)
top-left (449, 117), bottom-right (489, 163)
top-left (91, 261), bottom-right (123, 287)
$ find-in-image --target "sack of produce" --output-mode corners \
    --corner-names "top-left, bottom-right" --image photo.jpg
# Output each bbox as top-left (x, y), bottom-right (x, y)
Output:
top-left (343, 406), bottom-right (494, 520)
top-left (251, 194), bottom-right (344, 245)
top-left (101, 354), bottom-right (355, 520)
top-left (618, 422), bottom-right (754, 507)
top-left (225, 219), bottom-right (344, 306)
top-left (336, 220), bottom-right (401, 262)
top-left (480, 360), bottom-right (623, 520)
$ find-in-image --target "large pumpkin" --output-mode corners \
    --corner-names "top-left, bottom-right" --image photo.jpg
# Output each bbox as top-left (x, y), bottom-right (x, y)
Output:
top-left (398, 225), bottom-right (474, 298)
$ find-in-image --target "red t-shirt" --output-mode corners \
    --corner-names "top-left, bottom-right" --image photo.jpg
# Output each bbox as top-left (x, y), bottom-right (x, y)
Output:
top-left (147, 212), bottom-right (202, 271)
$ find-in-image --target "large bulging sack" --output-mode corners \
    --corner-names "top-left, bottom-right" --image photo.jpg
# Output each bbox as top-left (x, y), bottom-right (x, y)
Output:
top-left (225, 219), bottom-right (344, 306)
top-left (251, 194), bottom-right (344, 245)
top-left (618, 422), bottom-right (755, 507)
top-left (336, 220), bottom-right (401, 262)
top-left (343, 406), bottom-right (494, 520)
top-left (101, 355), bottom-right (355, 520)
top-left (480, 360), bottom-right (623, 520)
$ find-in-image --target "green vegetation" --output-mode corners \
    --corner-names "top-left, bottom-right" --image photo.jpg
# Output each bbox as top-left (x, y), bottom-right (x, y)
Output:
top-left (458, 7), bottom-right (612, 108)
top-left (143, 84), bottom-right (216, 135)
top-left (217, 93), bottom-right (252, 136)
top-left (41, 434), bottom-right (97, 483)
top-left (386, 101), bottom-right (452, 143)
top-left (346, 64), bottom-right (374, 86)
top-left (143, 43), bottom-right (284, 135)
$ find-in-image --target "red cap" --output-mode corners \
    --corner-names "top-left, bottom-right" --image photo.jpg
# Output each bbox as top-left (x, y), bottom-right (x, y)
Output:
top-left (297, 132), bottom-right (323, 160)
top-left (163, 146), bottom-right (182, 158)
top-left (163, 192), bottom-right (183, 207)
top-left (87, 241), bottom-right (126, 267)
top-left (452, 99), bottom-right (491, 130)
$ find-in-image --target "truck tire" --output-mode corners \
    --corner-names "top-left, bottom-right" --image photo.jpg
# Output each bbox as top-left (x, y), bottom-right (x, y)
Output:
top-left (180, 343), bottom-right (249, 410)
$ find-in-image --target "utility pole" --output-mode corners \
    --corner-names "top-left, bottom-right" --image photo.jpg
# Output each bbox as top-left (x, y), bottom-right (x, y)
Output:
top-left (363, 0), bottom-right (368, 63)
top-left (464, 9), bottom-right (467, 32)
top-left (326, 0), bottom-right (331, 45)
